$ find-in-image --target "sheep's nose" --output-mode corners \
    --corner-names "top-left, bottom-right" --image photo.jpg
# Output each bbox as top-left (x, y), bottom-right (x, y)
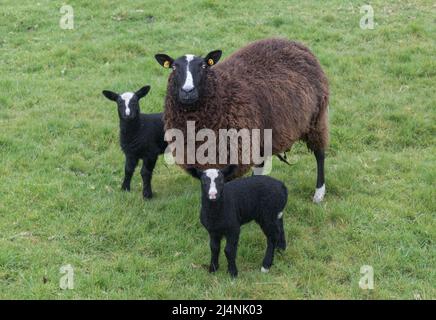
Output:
top-left (181, 87), bottom-right (194, 93)
top-left (208, 191), bottom-right (217, 200)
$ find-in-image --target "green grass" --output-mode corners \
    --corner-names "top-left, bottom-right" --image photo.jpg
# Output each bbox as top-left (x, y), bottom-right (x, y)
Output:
top-left (0, 0), bottom-right (435, 299)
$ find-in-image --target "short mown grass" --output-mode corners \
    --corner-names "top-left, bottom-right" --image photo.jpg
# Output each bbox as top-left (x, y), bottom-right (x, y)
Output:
top-left (0, 0), bottom-right (434, 299)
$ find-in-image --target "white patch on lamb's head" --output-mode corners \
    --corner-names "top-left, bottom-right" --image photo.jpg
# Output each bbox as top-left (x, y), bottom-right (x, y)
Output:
top-left (205, 168), bottom-right (219, 200)
top-left (120, 92), bottom-right (134, 116)
top-left (182, 54), bottom-right (195, 92)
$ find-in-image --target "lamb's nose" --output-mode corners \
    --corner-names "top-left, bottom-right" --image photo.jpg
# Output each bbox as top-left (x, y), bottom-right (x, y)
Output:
top-left (208, 191), bottom-right (217, 199)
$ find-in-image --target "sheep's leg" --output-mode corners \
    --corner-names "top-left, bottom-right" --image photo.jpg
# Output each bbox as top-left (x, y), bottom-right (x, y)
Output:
top-left (209, 233), bottom-right (222, 273)
top-left (260, 223), bottom-right (279, 272)
top-left (313, 149), bottom-right (326, 203)
top-left (261, 237), bottom-right (276, 273)
top-left (276, 215), bottom-right (286, 251)
top-left (121, 156), bottom-right (138, 191)
top-left (224, 232), bottom-right (239, 278)
top-left (141, 156), bottom-right (157, 199)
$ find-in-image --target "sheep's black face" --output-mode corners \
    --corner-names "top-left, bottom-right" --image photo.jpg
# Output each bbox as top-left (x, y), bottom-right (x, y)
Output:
top-left (173, 55), bottom-right (205, 105)
top-left (102, 86), bottom-right (150, 121)
top-left (155, 51), bottom-right (222, 106)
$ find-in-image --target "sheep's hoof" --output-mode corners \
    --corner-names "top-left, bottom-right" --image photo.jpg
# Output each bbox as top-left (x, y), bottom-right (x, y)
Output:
top-left (121, 186), bottom-right (130, 192)
top-left (313, 184), bottom-right (326, 203)
top-left (261, 267), bottom-right (270, 273)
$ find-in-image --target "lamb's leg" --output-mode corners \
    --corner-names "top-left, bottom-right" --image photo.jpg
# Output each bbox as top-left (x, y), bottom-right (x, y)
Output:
top-left (262, 229), bottom-right (279, 273)
top-left (141, 156), bottom-right (157, 199)
top-left (209, 233), bottom-right (222, 273)
top-left (121, 156), bottom-right (138, 191)
top-left (224, 232), bottom-right (239, 278)
top-left (261, 238), bottom-right (275, 273)
top-left (313, 149), bottom-right (326, 203)
top-left (260, 222), bottom-right (279, 272)
top-left (276, 214), bottom-right (286, 251)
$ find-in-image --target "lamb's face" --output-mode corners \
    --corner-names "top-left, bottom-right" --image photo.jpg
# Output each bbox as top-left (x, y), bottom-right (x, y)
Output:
top-left (116, 92), bottom-right (139, 120)
top-left (102, 86), bottom-right (150, 121)
top-left (201, 169), bottom-right (225, 201)
top-left (186, 165), bottom-right (238, 201)
top-left (155, 50), bottom-right (222, 106)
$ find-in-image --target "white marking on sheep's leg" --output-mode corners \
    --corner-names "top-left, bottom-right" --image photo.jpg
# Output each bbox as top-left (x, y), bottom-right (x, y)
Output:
top-left (261, 267), bottom-right (269, 273)
top-left (120, 92), bottom-right (134, 116)
top-left (313, 184), bottom-right (326, 203)
top-left (277, 212), bottom-right (283, 219)
top-left (205, 169), bottom-right (219, 200)
top-left (182, 54), bottom-right (195, 91)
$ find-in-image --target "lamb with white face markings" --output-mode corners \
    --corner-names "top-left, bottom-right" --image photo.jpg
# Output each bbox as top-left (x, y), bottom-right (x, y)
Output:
top-left (187, 165), bottom-right (288, 278)
top-left (102, 85), bottom-right (168, 199)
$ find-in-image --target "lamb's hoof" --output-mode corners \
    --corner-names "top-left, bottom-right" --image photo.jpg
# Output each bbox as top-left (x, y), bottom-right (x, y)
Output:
top-left (313, 184), bottom-right (326, 203)
top-left (261, 267), bottom-right (270, 273)
top-left (121, 184), bottom-right (130, 192)
top-left (228, 269), bottom-right (238, 278)
top-left (143, 192), bottom-right (153, 199)
top-left (277, 244), bottom-right (286, 252)
top-left (209, 264), bottom-right (219, 273)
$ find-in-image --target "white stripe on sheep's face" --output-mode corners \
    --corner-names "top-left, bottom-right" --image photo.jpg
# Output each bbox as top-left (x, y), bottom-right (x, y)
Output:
top-left (102, 86), bottom-right (150, 121)
top-left (202, 169), bottom-right (225, 201)
top-left (154, 50), bottom-right (223, 106)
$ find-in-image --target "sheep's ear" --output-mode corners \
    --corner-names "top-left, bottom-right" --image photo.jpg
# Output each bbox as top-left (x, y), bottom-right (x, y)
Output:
top-left (102, 90), bottom-right (119, 101)
top-left (155, 54), bottom-right (174, 69)
top-left (135, 86), bottom-right (150, 99)
top-left (221, 165), bottom-right (237, 179)
top-left (204, 50), bottom-right (222, 66)
top-left (186, 167), bottom-right (202, 180)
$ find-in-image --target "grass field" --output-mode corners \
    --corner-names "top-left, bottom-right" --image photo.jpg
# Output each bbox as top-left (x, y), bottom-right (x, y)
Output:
top-left (0, 0), bottom-right (435, 299)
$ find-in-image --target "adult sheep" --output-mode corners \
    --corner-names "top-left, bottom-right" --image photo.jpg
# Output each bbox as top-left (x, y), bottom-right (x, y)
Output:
top-left (155, 38), bottom-right (329, 203)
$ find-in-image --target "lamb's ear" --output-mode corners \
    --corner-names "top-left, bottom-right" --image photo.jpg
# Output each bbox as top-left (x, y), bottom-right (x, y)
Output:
top-left (221, 165), bottom-right (238, 179)
top-left (102, 90), bottom-right (118, 101)
top-left (155, 54), bottom-right (174, 69)
top-left (186, 167), bottom-right (203, 180)
top-left (135, 86), bottom-right (150, 100)
top-left (204, 50), bottom-right (222, 66)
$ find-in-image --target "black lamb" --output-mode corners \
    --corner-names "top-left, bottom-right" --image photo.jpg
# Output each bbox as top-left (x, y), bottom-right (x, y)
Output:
top-left (102, 86), bottom-right (167, 199)
top-left (187, 165), bottom-right (288, 278)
